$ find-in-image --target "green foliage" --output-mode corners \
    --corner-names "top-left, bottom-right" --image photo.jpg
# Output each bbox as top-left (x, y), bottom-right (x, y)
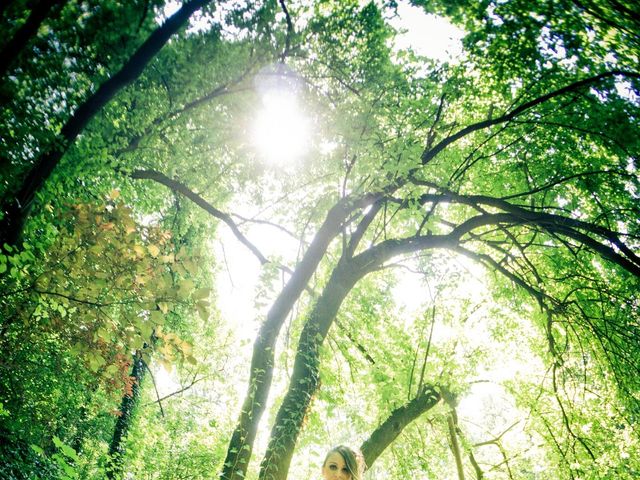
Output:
top-left (0, 196), bottom-right (208, 477)
top-left (1, 0), bottom-right (639, 479)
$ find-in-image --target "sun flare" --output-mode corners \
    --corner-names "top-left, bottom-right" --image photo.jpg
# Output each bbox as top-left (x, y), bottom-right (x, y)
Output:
top-left (251, 90), bottom-right (310, 165)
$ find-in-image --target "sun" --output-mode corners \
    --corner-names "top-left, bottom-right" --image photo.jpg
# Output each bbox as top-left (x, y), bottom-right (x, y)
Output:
top-left (251, 89), bottom-right (310, 166)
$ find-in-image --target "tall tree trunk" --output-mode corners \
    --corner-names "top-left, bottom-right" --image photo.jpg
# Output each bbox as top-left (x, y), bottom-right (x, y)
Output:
top-left (0, 0), bottom-right (211, 247)
top-left (0, 0), bottom-right (66, 79)
top-left (257, 232), bottom-right (462, 480)
top-left (220, 196), bottom-right (375, 480)
top-left (258, 258), bottom-right (363, 480)
top-left (106, 353), bottom-right (146, 480)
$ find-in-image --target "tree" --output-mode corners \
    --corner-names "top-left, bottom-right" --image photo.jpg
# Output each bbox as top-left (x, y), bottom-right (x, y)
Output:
top-left (0, 0), bottom-right (212, 246)
top-left (1, 0), bottom-right (639, 479)
top-left (235, 1), bottom-right (639, 478)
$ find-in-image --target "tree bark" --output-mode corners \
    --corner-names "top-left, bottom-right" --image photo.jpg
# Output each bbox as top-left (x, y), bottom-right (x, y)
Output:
top-left (106, 353), bottom-right (146, 480)
top-left (448, 413), bottom-right (465, 480)
top-left (360, 386), bottom-right (441, 469)
top-left (220, 195), bottom-right (376, 480)
top-left (258, 258), bottom-right (363, 480)
top-left (0, 0), bottom-right (211, 247)
top-left (258, 233), bottom-right (460, 480)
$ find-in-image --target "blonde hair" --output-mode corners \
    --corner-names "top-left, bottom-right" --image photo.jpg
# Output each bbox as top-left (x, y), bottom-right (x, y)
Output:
top-left (323, 445), bottom-right (365, 480)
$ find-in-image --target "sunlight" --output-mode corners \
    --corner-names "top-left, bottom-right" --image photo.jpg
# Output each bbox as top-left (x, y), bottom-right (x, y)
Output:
top-left (154, 363), bottom-right (180, 397)
top-left (251, 90), bottom-right (310, 165)
top-left (388, 1), bottom-right (464, 63)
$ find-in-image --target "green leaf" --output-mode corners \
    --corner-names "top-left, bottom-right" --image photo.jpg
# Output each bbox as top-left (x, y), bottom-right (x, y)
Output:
top-left (150, 310), bottom-right (164, 325)
top-left (30, 444), bottom-right (44, 456)
top-left (193, 287), bottom-right (211, 300)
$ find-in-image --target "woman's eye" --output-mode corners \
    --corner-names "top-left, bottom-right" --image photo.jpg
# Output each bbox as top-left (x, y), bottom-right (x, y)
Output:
top-left (329, 465), bottom-right (337, 470)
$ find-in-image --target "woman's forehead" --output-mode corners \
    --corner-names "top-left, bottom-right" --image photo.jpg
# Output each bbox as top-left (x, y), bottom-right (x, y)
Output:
top-left (325, 452), bottom-right (346, 465)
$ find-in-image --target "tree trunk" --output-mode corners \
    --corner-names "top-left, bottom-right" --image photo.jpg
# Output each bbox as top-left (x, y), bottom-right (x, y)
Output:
top-left (258, 258), bottom-right (363, 480)
top-left (0, 0), bottom-right (211, 247)
top-left (257, 233), bottom-right (462, 480)
top-left (106, 353), bottom-right (146, 480)
top-left (220, 196), bottom-right (375, 480)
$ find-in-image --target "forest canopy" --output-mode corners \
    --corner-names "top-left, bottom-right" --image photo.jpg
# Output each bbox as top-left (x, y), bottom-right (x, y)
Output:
top-left (0, 0), bottom-right (639, 479)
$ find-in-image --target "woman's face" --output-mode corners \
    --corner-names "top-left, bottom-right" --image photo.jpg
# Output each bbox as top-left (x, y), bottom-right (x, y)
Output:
top-left (322, 452), bottom-right (352, 480)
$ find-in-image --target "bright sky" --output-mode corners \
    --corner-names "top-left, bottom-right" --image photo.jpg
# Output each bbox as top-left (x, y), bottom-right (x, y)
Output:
top-left (388, 1), bottom-right (464, 63)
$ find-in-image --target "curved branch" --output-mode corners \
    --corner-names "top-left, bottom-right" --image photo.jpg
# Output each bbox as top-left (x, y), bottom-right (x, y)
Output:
top-left (453, 246), bottom-right (552, 310)
top-left (130, 168), bottom-right (269, 265)
top-left (0, 0), bottom-right (212, 246)
top-left (412, 188), bottom-right (640, 276)
top-left (499, 169), bottom-right (633, 201)
top-left (360, 386), bottom-right (441, 469)
top-left (420, 70), bottom-right (640, 166)
top-left (0, 0), bottom-right (65, 79)
top-left (278, 0), bottom-right (294, 62)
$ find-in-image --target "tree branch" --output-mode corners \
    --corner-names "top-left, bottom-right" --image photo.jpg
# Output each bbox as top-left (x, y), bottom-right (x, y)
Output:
top-left (0, 0), bottom-right (212, 246)
top-left (0, 0), bottom-right (65, 79)
top-left (142, 371), bottom-right (210, 407)
top-left (143, 361), bottom-right (165, 418)
top-left (360, 386), bottom-right (441, 469)
top-left (278, 0), bottom-right (294, 62)
top-left (412, 188), bottom-right (640, 276)
top-left (420, 70), bottom-right (640, 166)
top-left (130, 168), bottom-right (269, 265)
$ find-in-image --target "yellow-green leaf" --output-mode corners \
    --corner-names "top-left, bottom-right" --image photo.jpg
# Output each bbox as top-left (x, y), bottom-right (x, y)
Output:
top-left (148, 244), bottom-right (160, 258)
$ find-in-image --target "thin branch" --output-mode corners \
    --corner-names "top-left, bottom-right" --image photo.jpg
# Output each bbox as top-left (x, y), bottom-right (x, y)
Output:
top-left (143, 372), bottom-right (210, 406)
top-left (426, 93), bottom-right (447, 149)
top-left (500, 169), bottom-right (634, 201)
top-left (278, 0), bottom-right (294, 62)
top-left (130, 169), bottom-right (269, 265)
top-left (417, 304), bottom-right (436, 394)
top-left (231, 213), bottom-right (300, 242)
top-left (447, 413), bottom-right (466, 480)
top-left (473, 421), bottom-right (521, 448)
top-left (420, 70), bottom-right (640, 166)
top-left (32, 289), bottom-right (141, 308)
top-left (143, 361), bottom-right (165, 417)
top-left (335, 318), bottom-right (376, 365)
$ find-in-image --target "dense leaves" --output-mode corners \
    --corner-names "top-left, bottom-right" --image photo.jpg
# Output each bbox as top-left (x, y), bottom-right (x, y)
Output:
top-left (1, 0), bottom-right (638, 479)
